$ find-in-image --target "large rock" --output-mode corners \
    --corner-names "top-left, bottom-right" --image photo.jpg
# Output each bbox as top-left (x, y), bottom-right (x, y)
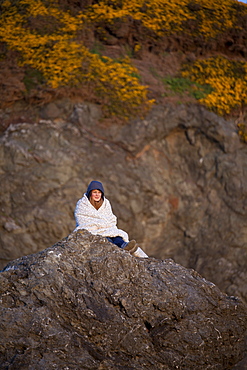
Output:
top-left (0, 101), bottom-right (247, 304)
top-left (1, 230), bottom-right (246, 369)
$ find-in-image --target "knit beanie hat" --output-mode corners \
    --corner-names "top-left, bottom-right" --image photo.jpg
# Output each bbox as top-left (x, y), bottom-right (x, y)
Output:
top-left (86, 181), bottom-right (105, 199)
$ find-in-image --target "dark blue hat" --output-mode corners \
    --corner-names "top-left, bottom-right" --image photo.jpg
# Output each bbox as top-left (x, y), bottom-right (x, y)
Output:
top-left (86, 181), bottom-right (104, 199)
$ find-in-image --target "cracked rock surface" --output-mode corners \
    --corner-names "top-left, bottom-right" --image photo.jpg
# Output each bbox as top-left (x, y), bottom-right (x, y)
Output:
top-left (1, 230), bottom-right (246, 369)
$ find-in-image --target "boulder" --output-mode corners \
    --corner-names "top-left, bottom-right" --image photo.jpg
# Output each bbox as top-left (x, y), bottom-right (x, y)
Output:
top-left (1, 230), bottom-right (246, 369)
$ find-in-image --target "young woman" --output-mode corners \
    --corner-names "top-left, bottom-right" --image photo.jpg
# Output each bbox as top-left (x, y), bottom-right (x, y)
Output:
top-left (74, 180), bottom-right (148, 257)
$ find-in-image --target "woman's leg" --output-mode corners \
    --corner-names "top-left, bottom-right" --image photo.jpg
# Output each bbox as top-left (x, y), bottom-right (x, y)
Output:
top-left (106, 236), bottom-right (127, 248)
top-left (106, 237), bottom-right (138, 253)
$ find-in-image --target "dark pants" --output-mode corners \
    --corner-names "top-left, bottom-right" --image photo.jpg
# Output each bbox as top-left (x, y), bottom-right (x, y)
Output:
top-left (106, 236), bottom-right (128, 249)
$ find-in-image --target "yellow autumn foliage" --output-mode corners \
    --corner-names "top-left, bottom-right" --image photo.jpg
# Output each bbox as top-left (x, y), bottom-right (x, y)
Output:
top-left (182, 56), bottom-right (247, 115)
top-left (0, 0), bottom-right (247, 117)
top-left (85, 0), bottom-right (246, 38)
top-left (0, 0), bottom-right (154, 118)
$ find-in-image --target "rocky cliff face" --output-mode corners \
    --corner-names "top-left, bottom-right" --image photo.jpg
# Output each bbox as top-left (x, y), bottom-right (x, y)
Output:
top-left (0, 100), bottom-right (247, 305)
top-left (1, 230), bottom-right (246, 369)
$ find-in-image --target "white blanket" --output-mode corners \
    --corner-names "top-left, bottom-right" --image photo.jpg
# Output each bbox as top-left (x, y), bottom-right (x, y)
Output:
top-left (74, 194), bottom-right (148, 258)
top-left (74, 194), bottom-right (129, 241)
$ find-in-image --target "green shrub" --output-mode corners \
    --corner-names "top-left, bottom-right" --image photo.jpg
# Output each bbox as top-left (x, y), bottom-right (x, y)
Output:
top-left (162, 77), bottom-right (213, 100)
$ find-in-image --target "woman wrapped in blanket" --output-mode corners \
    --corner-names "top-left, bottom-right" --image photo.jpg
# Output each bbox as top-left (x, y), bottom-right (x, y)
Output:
top-left (74, 180), bottom-right (148, 258)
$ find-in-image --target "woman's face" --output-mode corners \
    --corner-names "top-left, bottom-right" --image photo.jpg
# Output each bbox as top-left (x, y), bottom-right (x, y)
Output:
top-left (91, 189), bottom-right (102, 202)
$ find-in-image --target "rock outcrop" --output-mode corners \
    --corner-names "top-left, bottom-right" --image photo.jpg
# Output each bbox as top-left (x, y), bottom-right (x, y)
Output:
top-left (1, 230), bottom-right (247, 369)
top-left (0, 101), bottom-right (247, 305)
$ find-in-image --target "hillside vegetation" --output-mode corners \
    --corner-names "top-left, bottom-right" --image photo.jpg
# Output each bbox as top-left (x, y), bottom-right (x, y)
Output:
top-left (0, 0), bottom-right (247, 138)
